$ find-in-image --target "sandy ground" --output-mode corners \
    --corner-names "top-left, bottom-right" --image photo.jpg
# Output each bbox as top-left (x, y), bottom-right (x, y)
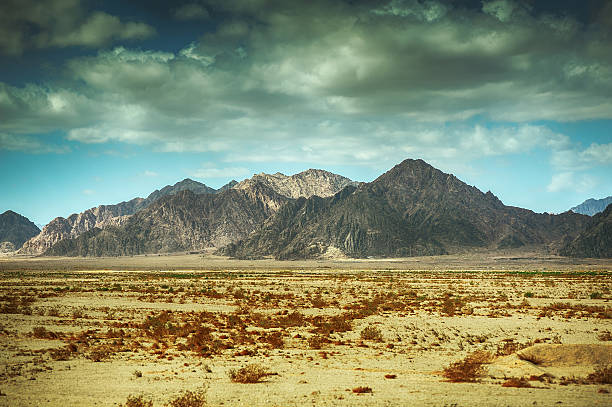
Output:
top-left (0, 256), bottom-right (611, 406)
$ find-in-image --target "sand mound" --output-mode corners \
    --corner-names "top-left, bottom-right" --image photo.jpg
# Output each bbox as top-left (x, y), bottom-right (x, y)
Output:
top-left (517, 344), bottom-right (612, 367)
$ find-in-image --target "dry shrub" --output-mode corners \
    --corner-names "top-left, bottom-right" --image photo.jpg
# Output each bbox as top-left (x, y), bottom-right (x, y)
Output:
top-left (120, 395), bottom-right (153, 407)
top-left (352, 386), bottom-right (372, 394)
top-left (442, 351), bottom-right (494, 382)
top-left (229, 364), bottom-right (268, 383)
top-left (360, 325), bottom-right (383, 342)
top-left (597, 331), bottom-right (612, 341)
top-left (32, 326), bottom-right (57, 339)
top-left (86, 345), bottom-right (114, 362)
top-left (307, 335), bottom-right (328, 349)
top-left (311, 314), bottom-right (352, 335)
top-left (501, 378), bottom-right (533, 388)
top-left (50, 343), bottom-right (77, 361)
top-left (586, 366), bottom-right (612, 384)
top-left (259, 331), bottom-right (284, 349)
top-left (166, 390), bottom-right (207, 407)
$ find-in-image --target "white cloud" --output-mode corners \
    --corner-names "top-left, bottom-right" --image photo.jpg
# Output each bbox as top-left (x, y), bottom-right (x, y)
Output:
top-left (547, 172), bottom-right (597, 193)
top-left (82, 189), bottom-right (95, 196)
top-left (551, 142), bottom-right (612, 170)
top-left (143, 170), bottom-right (158, 177)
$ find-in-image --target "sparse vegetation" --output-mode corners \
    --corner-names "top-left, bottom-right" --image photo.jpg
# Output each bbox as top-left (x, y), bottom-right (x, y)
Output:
top-left (0, 266), bottom-right (609, 405)
top-left (442, 351), bottom-right (493, 382)
top-left (120, 395), bottom-right (153, 407)
top-left (166, 390), bottom-right (207, 407)
top-left (501, 378), bottom-right (533, 388)
top-left (352, 386), bottom-right (372, 394)
top-left (229, 364), bottom-right (268, 383)
top-left (586, 366), bottom-right (612, 384)
top-left (360, 324), bottom-right (383, 342)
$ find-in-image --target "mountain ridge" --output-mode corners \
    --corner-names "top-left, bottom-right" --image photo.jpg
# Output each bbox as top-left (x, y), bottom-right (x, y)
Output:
top-left (560, 203), bottom-right (612, 258)
top-left (571, 196), bottom-right (612, 216)
top-left (222, 159), bottom-right (590, 259)
top-left (19, 178), bottom-right (219, 254)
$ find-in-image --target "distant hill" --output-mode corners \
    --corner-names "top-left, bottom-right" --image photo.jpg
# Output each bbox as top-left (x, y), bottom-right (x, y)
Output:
top-left (570, 196), bottom-right (612, 216)
top-left (0, 210), bottom-right (40, 251)
top-left (20, 178), bottom-right (220, 255)
top-left (560, 204), bottom-right (612, 258)
top-left (222, 159), bottom-right (589, 259)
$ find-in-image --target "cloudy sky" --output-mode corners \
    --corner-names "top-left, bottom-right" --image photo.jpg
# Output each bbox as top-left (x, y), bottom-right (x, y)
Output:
top-left (1, 0), bottom-right (611, 225)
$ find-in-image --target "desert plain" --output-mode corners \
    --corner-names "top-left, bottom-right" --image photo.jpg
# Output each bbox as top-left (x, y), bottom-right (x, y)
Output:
top-left (0, 251), bottom-right (610, 407)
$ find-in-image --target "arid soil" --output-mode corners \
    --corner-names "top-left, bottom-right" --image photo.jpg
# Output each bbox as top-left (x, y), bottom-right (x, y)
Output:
top-left (0, 255), bottom-right (610, 406)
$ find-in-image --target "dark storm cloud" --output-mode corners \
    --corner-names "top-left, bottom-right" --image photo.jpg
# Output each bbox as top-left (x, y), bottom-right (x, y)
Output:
top-left (0, 0), bottom-right (610, 171)
top-left (0, 0), bottom-right (155, 55)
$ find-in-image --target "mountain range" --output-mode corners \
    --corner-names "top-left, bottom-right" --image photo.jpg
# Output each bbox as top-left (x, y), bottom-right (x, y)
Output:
top-left (3, 159), bottom-right (610, 258)
top-left (571, 196), bottom-right (612, 216)
top-left (18, 178), bottom-right (236, 254)
top-left (222, 159), bottom-right (590, 259)
top-left (27, 169), bottom-right (355, 256)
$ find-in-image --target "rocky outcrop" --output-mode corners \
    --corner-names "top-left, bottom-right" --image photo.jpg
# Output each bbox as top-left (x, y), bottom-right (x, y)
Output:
top-left (560, 203), bottom-right (612, 258)
top-left (45, 181), bottom-right (290, 256)
top-left (20, 179), bottom-right (215, 255)
top-left (570, 196), bottom-right (612, 216)
top-left (0, 210), bottom-right (40, 250)
top-left (234, 169), bottom-right (357, 199)
top-left (223, 159), bottom-right (590, 260)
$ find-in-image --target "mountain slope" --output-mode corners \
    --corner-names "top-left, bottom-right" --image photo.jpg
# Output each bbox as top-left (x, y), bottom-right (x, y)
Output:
top-left (571, 196), bottom-right (612, 216)
top-left (19, 179), bottom-right (215, 254)
top-left (560, 204), bottom-right (612, 258)
top-left (0, 210), bottom-right (40, 251)
top-left (223, 159), bottom-right (589, 259)
top-left (45, 181), bottom-right (289, 257)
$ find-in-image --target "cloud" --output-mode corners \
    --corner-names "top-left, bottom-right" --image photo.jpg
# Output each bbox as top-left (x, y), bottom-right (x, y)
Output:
top-left (0, 0), bottom-right (154, 55)
top-left (82, 189), bottom-right (95, 196)
top-left (547, 172), bottom-right (597, 193)
top-left (1, 0), bottom-right (611, 178)
top-left (143, 170), bottom-right (158, 177)
top-left (174, 3), bottom-right (210, 20)
top-left (551, 142), bottom-right (612, 170)
top-left (0, 133), bottom-right (69, 153)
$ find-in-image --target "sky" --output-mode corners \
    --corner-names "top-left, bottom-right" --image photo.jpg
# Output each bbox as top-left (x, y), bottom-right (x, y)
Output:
top-left (0, 0), bottom-right (611, 226)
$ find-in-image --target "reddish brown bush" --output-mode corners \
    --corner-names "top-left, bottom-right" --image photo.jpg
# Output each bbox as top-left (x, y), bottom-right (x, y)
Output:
top-left (442, 351), bottom-right (493, 382)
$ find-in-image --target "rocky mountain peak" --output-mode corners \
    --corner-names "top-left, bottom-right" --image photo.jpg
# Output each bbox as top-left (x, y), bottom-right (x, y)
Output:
top-left (234, 169), bottom-right (355, 199)
top-left (0, 210), bottom-right (40, 250)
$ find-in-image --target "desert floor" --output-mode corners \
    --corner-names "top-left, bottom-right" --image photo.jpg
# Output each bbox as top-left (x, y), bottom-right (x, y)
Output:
top-left (0, 254), bottom-right (611, 406)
